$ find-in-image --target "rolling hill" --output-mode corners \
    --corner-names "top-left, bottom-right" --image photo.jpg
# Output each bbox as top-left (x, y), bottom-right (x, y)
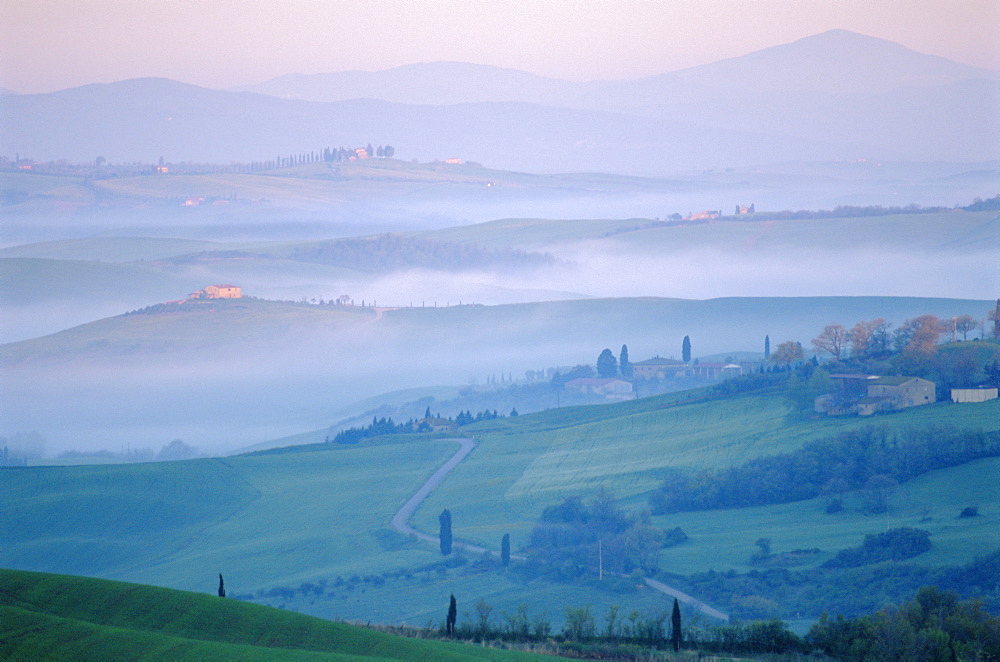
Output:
top-left (0, 568), bottom-right (555, 660)
top-left (3, 379), bottom-right (998, 626)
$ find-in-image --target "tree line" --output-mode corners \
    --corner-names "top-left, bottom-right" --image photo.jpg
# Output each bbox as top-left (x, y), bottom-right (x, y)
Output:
top-left (649, 424), bottom-right (1000, 514)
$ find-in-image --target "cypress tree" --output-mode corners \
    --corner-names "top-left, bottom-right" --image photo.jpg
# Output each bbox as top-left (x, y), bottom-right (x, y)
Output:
top-left (765, 334), bottom-right (771, 359)
top-left (218, 573), bottom-right (226, 598)
top-left (501, 533), bottom-right (510, 567)
top-left (447, 594), bottom-right (457, 637)
top-left (671, 598), bottom-right (681, 651)
top-left (619, 344), bottom-right (632, 379)
top-left (439, 509), bottom-right (453, 555)
top-left (682, 336), bottom-right (691, 363)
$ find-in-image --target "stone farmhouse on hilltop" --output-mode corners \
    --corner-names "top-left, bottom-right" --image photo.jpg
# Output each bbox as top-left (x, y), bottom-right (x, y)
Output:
top-left (189, 284), bottom-right (242, 300)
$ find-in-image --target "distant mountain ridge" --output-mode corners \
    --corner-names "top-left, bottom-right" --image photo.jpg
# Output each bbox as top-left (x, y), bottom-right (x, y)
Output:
top-left (240, 30), bottom-right (997, 103)
top-left (2, 30), bottom-right (997, 173)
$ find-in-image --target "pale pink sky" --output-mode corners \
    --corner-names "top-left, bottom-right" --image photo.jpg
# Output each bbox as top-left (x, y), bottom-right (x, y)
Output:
top-left (1, 0), bottom-right (997, 93)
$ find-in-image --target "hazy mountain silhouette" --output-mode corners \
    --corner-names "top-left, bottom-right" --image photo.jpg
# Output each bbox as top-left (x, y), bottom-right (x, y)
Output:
top-left (2, 30), bottom-right (996, 173)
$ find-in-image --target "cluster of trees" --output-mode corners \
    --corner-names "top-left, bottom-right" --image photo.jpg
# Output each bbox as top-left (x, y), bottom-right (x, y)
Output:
top-left (649, 424), bottom-right (1000, 514)
top-left (429, 589), bottom-right (998, 659)
top-left (321, 144), bottom-right (395, 162)
top-left (821, 528), bottom-right (932, 569)
top-left (525, 490), bottom-right (683, 578)
top-left (330, 407), bottom-right (522, 444)
top-left (329, 416), bottom-right (413, 444)
top-left (452, 409), bottom-right (503, 426)
top-left (806, 587), bottom-right (1000, 661)
top-left (683, 548), bottom-right (1000, 622)
top-left (285, 234), bottom-right (556, 273)
top-left (439, 595), bottom-right (683, 650)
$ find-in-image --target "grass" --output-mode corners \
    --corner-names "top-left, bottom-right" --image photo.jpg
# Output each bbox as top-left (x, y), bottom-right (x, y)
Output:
top-left (655, 456), bottom-right (1000, 575)
top-left (0, 237), bottom-right (223, 262)
top-left (0, 297), bottom-right (375, 363)
top-left (0, 568), bottom-right (558, 660)
top-left (418, 210), bottom-right (1000, 253)
top-left (4, 380), bottom-right (997, 627)
top-left (414, 394), bottom-right (1000, 552)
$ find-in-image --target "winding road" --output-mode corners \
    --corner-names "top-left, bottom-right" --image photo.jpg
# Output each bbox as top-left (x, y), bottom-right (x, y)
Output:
top-left (390, 436), bottom-right (729, 622)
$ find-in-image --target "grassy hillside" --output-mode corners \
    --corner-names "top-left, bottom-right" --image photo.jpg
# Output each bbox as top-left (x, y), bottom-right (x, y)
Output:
top-left (1, 297), bottom-right (375, 363)
top-left (418, 210), bottom-right (1000, 252)
top-left (0, 237), bottom-right (223, 262)
top-left (0, 569), bottom-right (554, 660)
top-left (4, 381), bottom-right (998, 626)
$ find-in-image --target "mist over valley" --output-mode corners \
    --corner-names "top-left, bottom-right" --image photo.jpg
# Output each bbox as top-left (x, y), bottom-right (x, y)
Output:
top-left (3, 20), bottom-right (1000, 658)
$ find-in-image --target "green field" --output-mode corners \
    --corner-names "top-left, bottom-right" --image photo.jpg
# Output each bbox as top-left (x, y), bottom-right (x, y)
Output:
top-left (0, 569), bottom-right (557, 660)
top-left (419, 210), bottom-right (1000, 253)
top-left (4, 382), bottom-right (998, 626)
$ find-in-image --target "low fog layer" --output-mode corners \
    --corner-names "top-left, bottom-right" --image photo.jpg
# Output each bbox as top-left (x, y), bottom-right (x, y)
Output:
top-left (2, 295), bottom-right (991, 456)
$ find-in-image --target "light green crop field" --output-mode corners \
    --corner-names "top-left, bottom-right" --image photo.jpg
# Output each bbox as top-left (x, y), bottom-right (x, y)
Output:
top-left (1, 441), bottom-right (457, 592)
top-left (0, 569), bottom-right (557, 661)
top-left (656, 456), bottom-right (1000, 575)
top-left (414, 397), bottom-right (1000, 552)
top-left (0, 257), bottom-right (191, 307)
top-left (0, 237), bottom-right (223, 262)
top-left (0, 171), bottom-right (85, 195)
top-left (417, 210), bottom-right (1000, 253)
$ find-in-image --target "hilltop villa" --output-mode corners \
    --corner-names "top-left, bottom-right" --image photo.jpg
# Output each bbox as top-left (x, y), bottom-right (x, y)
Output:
top-left (631, 357), bottom-right (688, 380)
top-left (189, 284), bottom-right (242, 300)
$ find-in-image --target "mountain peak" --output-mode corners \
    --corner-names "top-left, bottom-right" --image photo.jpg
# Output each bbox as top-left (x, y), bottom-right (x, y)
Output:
top-left (667, 29), bottom-right (995, 94)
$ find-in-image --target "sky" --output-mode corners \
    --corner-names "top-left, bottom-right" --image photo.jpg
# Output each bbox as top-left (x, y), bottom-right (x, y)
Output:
top-left (1, 0), bottom-right (998, 94)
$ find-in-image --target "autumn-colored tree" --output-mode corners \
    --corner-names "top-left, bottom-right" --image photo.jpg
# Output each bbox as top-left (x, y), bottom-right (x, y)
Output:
top-left (770, 340), bottom-right (804, 365)
top-left (812, 323), bottom-right (849, 360)
top-left (849, 318), bottom-right (889, 357)
top-left (897, 315), bottom-right (945, 357)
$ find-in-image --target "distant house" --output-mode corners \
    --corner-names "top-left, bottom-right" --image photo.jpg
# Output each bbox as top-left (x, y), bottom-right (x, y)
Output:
top-left (632, 356), bottom-right (687, 380)
top-left (684, 210), bottom-right (720, 221)
top-left (691, 362), bottom-right (742, 379)
top-left (951, 387), bottom-right (998, 404)
top-left (444, 158), bottom-right (464, 165)
top-left (565, 378), bottom-right (633, 399)
top-left (189, 284), bottom-right (242, 300)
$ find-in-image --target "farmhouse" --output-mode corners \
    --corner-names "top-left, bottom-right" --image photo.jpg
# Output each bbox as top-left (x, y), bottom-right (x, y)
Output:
top-left (691, 362), bottom-right (742, 379)
top-left (816, 375), bottom-right (935, 416)
top-left (565, 378), bottom-right (633, 399)
top-left (189, 284), bottom-right (242, 300)
top-left (632, 356), bottom-right (688, 380)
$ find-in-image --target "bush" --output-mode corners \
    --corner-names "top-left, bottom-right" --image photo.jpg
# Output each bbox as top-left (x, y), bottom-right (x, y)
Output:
top-left (822, 528), bottom-right (931, 568)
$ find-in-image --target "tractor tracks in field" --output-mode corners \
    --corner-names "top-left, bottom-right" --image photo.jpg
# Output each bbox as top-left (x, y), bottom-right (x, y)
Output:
top-left (390, 436), bottom-right (729, 622)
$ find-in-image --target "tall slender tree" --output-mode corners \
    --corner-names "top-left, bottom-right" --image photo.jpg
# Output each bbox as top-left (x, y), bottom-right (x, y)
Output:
top-left (682, 336), bottom-right (691, 363)
top-left (619, 345), bottom-right (633, 379)
top-left (439, 509), bottom-right (453, 555)
top-left (764, 335), bottom-right (770, 360)
top-left (501, 533), bottom-right (511, 567)
top-left (447, 594), bottom-right (457, 637)
top-left (218, 573), bottom-right (226, 598)
top-left (671, 598), bottom-right (681, 651)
